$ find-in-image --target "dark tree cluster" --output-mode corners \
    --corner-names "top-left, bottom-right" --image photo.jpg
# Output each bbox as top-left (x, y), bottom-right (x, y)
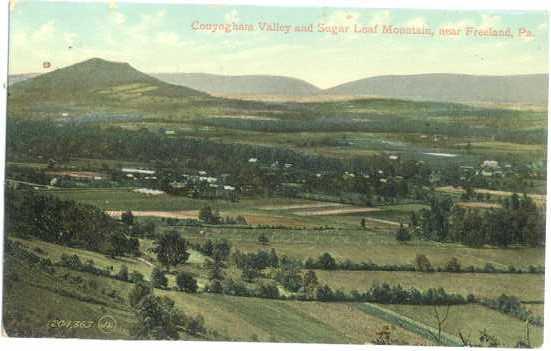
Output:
top-left (193, 239), bottom-right (231, 262)
top-left (416, 194), bottom-right (545, 247)
top-left (232, 248), bottom-right (280, 276)
top-left (154, 231), bottom-right (190, 270)
top-left (129, 287), bottom-right (206, 340)
top-left (5, 189), bottom-right (138, 257)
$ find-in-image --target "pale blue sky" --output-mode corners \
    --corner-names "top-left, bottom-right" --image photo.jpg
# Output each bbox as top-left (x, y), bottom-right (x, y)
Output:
top-left (9, 1), bottom-right (549, 88)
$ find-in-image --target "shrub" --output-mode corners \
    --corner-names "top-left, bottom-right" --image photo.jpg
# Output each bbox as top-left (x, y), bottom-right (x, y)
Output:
top-left (131, 295), bottom-right (185, 340)
top-left (151, 267), bottom-right (168, 289)
top-left (257, 282), bottom-right (280, 299)
top-left (60, 254), bottom-right (82, 269)
top-left (128, 283), bottom-right (152, 308)
top-left (415, 254), bottom-right (433, 272)
top-left (222, 278), bottom-right (252, 296)
top-left (176, 272), bottom-right (198, 293)
top-left (445, 257), bottom-right (461, 272)
top-left (258, 233), bottom-right (270, 246)
top-left (483, 263), bottom-right (496, 273)
top-left (116, 265), bottom-right (129, 281)
top-left (395, 224), bottom-right (411, 241)
top-left (186, 315), bottom-right (206, 336)
top-left (206, 280), bottom-right (223, 294)
top-left (129, 270), bottom-right (145, 284)
top-left (316, 284), bottom-right (335, 301)
top-left (318, 252), bottom-right (337, 270)
top-left (275, 266), bottom-right (303, 293)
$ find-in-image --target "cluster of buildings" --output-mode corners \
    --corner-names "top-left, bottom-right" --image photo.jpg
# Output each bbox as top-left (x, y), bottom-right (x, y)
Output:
top-left (460, 160), bottom-right (510, 178)
top-left (168, 171), bottom-right (238, 201)
top-left (121, 167), bottom-right (239, 200)
top-left (122, 168), bottom-right (157, 180)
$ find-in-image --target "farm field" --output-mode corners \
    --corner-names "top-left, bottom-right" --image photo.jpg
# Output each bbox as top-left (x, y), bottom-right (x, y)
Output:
top-left (196, 237), bottom-right (544, 269)
top-left (179, 224), bottom-right (545, 269)
top-left (315, 270), bottom-right (544, 301)
top-left (456, 202), bottom-right (502, 209)
top-left (161, 292), bottom-right (431, 344)
top-left (45, 189), bottom-right (420, 228)
top-left (380, 304), bottom-right (543, 347)
top-left (45, 190), bottom-right (290, 211)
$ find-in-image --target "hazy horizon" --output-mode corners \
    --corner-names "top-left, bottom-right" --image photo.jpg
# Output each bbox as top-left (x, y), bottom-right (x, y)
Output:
top-left (8, 56), bottom-right (550, 91)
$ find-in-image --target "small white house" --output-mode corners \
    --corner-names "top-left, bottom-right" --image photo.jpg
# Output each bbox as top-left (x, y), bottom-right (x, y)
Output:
top-left (482, 160), bottom-right (499, 169)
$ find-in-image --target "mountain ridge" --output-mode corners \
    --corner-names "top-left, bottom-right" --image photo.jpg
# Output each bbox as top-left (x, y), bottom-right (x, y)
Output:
top-left (322, 73), bottom-right (549, 105)
top-left (151, 72), bottom-right (321, 96)
top-left (9, 58), bottom-right (548, 105)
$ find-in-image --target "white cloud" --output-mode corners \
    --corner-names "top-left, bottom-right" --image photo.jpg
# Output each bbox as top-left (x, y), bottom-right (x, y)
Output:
top-left (440, 19), bottom-right (476, 29)
top-left (480, 14), bottom-right (502, 28)
top-left (116, 10), bottom-right (166, 46)
top-left (405, 17), bottom-right (428, 28)
top-left (31, 21), bottom-right (56, 42)
top-left (520, 35), bottom-right (535, 42)
top-left (224, 9), bottom-right (239, 24)
top-left (111, 11), bottom-right (126, 25)
top-left (317, 10), bottom-right (362, 41)
top-left (156, 32), bottom-right (180, 46)
top-left (322, 10), bottom-right (361, 27)
top-left (368, 10), bottom-right (391, 26)
top-left (63, 32), bottom-right (77, 46)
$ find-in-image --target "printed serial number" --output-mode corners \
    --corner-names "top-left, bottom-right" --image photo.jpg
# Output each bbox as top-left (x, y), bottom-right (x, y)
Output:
top-left (47, 319), bottom-right (95, 329)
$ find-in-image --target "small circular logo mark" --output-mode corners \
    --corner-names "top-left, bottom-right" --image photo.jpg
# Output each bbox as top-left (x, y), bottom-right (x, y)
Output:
top-left (97, 315), bottom-right (116, 334)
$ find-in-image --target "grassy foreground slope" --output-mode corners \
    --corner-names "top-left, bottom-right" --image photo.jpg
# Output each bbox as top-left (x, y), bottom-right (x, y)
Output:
top-left (3, 250), bottom-right (135, 338)
top-left (3, 237), bottom-right (431, 344)
top-left (162, 292), bottom-right (429, 344)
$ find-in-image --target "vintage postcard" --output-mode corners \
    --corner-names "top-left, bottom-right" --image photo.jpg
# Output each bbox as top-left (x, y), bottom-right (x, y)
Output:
top-left (1, 0), bottom-right (549, 348)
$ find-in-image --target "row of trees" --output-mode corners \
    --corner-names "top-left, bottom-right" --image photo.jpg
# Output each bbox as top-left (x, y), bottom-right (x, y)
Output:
top-left (480, 294), bottom-right (543, 327)
top-left (204, 273), bottom-right (470, 305)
